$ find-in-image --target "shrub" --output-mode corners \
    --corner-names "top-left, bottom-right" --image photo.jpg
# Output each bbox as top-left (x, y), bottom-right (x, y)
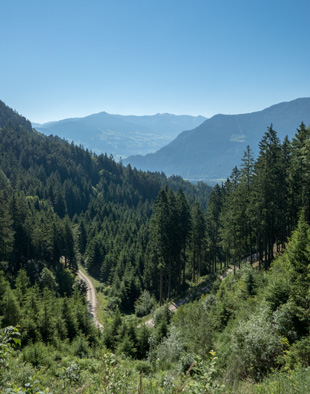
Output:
top-left (134, 290), bottom-right (156, 317)
top-left (284, 336), bottom-right (310, 368)
top-left (273, 301), bottom-right (297, 343)
top-left (0, 326), bottom-right (21, 368)
top-left (135, 360), bottom-right (152, 374)
top-left (72, 335), bottom-right (90, 358)
top-left (228, 304), bottom-right (283, 381)
top-left (153, 304), bottom-right (170, 327)
top-left (22, 342), bottom-right (53, 368)
top-left (156, 326), bottom-right (184, 368)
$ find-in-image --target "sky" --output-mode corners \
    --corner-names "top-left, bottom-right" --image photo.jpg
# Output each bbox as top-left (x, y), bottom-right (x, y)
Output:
top-left (1, 0), bottom-right (310, 123)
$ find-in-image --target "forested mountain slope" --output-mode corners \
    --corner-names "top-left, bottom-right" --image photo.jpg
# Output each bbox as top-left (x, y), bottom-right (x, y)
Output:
top-left (125, 97), bottom-right (310, 182)
top-left (34, 111), bottom-right (206, 159)
top-left (0, 100), bottom-right (211, 311)
top-left (3, 98), bottom-right (310, 393)
top-left (0, 99), bottom-right (32, 131)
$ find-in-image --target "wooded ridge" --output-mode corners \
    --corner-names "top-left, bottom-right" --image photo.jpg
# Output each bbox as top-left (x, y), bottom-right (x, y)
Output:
top-left (125, 97), bottom-right (310, 183)
top-left (1, 98), bottom-right (310, 393)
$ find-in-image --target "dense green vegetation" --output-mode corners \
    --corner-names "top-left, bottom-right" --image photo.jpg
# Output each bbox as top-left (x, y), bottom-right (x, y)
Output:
top-left (2, 98), bottom-right (310, 393)
top-left (0, 100), bottom-right (211, 311)
top-left (205, 122), bottom-right (310, 271)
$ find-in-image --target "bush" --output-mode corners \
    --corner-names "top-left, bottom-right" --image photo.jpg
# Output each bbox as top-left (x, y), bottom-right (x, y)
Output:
top-left (153, 304), bottom-right (170, 327)
top-left (0, 326), bottom-right (21, 368)
top-left (254, 367), bottom-right (310, 394)
top-left (135, 360), bottom-right (152, 374)
top-left (202, 294), bottom-right (217, 312)
top-left (265, 274), bottom-right (290, 311)
top-left (72, 335), bottom-right (90, 358)
top-left (178, 352), bottom-right (195, 374)
top-left (156, 326), bottom-right (184, 368)
top-left (134, 290), bottom-right (156, 317)
top-left (273, 301), bottom-right (297, 343)
top-left (106, 296), bottom-right (121, 311)
top-left (22, 342), bottom-right (53, 367)
top-left (284, 336), bottom-right (310, 368)
top-left (63, 361), bottom-right (81, 386)
top-left (228, 304), bottom-right (283, 381)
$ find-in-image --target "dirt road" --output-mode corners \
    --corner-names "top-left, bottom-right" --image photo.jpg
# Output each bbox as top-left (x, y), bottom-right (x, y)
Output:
top-left (142, 266), bottom-right (235, 327)
top-left (78, 269), bottom-right (103, 330)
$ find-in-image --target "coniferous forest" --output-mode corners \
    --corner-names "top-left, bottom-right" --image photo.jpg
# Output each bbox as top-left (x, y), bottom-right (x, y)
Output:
top-left (2, 99), bottom-right (310, 393)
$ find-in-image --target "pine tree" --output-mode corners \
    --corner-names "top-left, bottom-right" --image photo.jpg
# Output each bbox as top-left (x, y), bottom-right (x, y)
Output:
top-left (219, 167), bottom-right (242, 273)
top-left (290, 123), bottom-right (310, 217)
top-left (38, 289), bottom-right (55, 343)
top-left (206, 184), bottom-right (222, 273)
top-left (1, 287), bottom-right (21, 326)
top-left (240, 146), bottom-right (255, 264)
top-left (137, 324), bottom-right (150, 359)
top-left (62, 297), bottom-right (79, 341)
top-left (300, 132), bottom-right (310, 222)
top-left (0, 190), bottom-right (14, 262)
top-left (147, 189), bottom-right (171, 304)
top-left (63, 216), bottom-right (78, 273)
top-left (252, 125), bottom-right (282, 268)
top-left (191, 202), bottom-right (206, 281)
top-left (176, 189), bottom-right (191, 287)
top-left (77, 219), bottom-right (88, 256)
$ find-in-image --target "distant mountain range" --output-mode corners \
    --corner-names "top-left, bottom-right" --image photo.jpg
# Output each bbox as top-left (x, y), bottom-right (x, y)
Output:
top-left (33, 112), bottom-right (206, 160)
top-left (124, 98), bottom-right (310, 183)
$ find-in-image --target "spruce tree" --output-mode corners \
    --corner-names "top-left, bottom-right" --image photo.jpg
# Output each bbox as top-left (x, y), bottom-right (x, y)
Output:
top-left (0, 190), bottom-right (14, 262)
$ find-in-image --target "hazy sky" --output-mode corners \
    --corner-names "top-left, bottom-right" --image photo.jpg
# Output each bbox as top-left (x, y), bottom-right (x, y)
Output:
top-left (1, 0), bottom-right (310, 123)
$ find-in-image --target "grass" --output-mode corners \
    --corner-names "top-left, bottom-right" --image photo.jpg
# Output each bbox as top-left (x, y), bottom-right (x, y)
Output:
top-left (224, 367), bottom-right (310, 394)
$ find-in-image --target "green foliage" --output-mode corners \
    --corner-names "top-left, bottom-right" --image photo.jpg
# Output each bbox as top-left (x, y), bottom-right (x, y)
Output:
top-left (22, 342), bottom-right (53, 367)
top-left (283, 336), bottom-right (310, 368)
top-left (95, 351), bottom-right (134, 392)
top-left (228, 304), bottom-right (283, 381)
top-left (137, 324), bottom-right (151, 359)
top-left (185, 352), bottom-right (225, 394)
top-left (0, 190), bottom-right (14, 262)
top-left (0, 326), bottom-right (21, 368)
top-left (3, 94), bottom-right (310, 392)
top-left (135, 290), bottom-right (156, 317)
top-left (39, 267), bottom-right (57, 291)
top-left (1, 288), bottom-right (21, 326)
top-left (63, 361), bottom-right (81, 386)
top-left (156, 326), bottom-right (184, 369)
top-left (72, 335), bottom-right (90, 358)
top-left (253, 367), bottom-right (310, 394)
top-left (173, 300), bottom-right (214, 357)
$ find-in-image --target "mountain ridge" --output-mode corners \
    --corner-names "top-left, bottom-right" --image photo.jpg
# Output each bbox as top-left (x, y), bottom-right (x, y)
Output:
top-left (125, 98), bottom-right (310, 182)
top-left (33, 111), bottom-right (206, 159)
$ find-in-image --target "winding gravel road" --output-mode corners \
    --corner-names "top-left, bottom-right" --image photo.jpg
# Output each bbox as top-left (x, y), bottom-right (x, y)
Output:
top-left (78, 269), bottom-right (103, 330)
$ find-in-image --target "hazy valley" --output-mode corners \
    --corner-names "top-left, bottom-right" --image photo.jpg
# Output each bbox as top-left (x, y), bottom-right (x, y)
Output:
top-left (33, 112), bottom-right (206, 160)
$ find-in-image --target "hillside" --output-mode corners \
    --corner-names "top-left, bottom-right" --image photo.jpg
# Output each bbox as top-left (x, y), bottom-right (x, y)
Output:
top-left (3, 100), bottom-right (310, 393)
top-left (125, 98), bottom-right (310, 182)
top-left (0, 100), bottom-right (211, 306)
top-left (34, 112), bottom-right (206, 159)
top-left (0, 100), bottom-right (32, 131)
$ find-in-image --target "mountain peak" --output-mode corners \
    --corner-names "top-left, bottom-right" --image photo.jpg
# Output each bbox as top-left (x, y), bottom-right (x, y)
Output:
top-left (124, 98), bottom-right (310, 183)
top-left (33, 111), bottom-right (206, 159)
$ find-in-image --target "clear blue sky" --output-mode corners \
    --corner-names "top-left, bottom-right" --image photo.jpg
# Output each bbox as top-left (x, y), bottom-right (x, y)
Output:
top-left (1, 0), bottom-right (310, 123)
